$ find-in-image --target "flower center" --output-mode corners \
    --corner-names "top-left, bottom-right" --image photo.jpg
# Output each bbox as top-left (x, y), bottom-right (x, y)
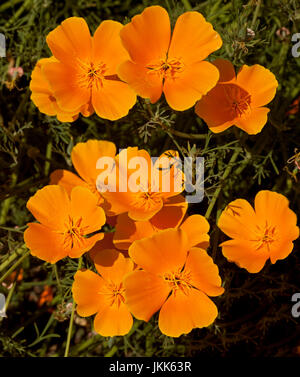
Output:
top-left (77, 60), bottom-right (107, 90)
top-left (131, 190), bottom-right (162, 211)
top-left (253, 222), bottom-right (277, 251)
top-left (163, 270), bottom-right (192, 295)
top-left (146, 58), bottom-right (184, 80)
top-left (101, 282), bottom-right (125, 308)
top-left (223, 84), bottom-right (252, 118)
top-left (63, 216), bottom-right (86, 249)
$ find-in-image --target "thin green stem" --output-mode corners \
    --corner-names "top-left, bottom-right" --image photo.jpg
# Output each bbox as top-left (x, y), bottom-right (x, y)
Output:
top-left (250, 0), bottom-right (261, 29)
top-left (64, 257), bottom-right (82, 357)
top-left (0, 251), bottom-right (30, 285)
top-left (205, 148), bottom-right (241, 219)
top-left (0, 246), bottom-right (27, 273)
top-left (53, 264), bottom-right (63, 298)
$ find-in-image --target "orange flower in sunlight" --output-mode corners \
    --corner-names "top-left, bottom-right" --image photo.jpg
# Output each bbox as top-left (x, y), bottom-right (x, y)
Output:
top-left (195, 59), bottom-right (278, 134)
top-left (72, 248), bottom-right (134, 336)
top-left (118, 6), bottom-right (222, 111)
top-left (218, 190), bottom-right (299, 273)
top-left (113, 211), bottom-right (209, 251)
top-left (41, 17), bottom-right (136, 120)
top-left (24, 185), bottom-right (106, 263)
top-left (124, 229), bottom-right (224, 337)
top-left (97, 147), bottom-right (186, 222)
top-left (50, 139), bottom-right (116, 206)
top-left (30, 57), bottom-right (89, 122)
top-left (38, 285), bottom-right (54, 307)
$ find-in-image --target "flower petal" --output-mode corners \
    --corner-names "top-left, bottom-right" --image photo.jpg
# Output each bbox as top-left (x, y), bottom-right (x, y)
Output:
top-left (220, 239), bottom-right (269, 273)
top-left (120, 5), bottom-right (170, 65)
top-left (43, 61), bottom-right (90, 112)
top-left (92, 20), bottom-right (129, 75)
top-left (124, 270), bottom-right (170, 321)
top-left (94, 301), bottom-right (133, 336)
top-left (180, 214), bottom-right (210, 249)
top-left (234, 107), bottom-right (270, 135)
top-left (236, 64), bottom-right (278, 108)
top-left (168, 11), bottom-right (222, 64)
top-left (118, 61), bottom-right (163, 103)
top-left (217, 198), bottom-right (258, 240)
top-left (163, 61), bottom-right (219, 111)
top-left (46, 17), bottom-right (92, 63)
top-left (24, 223), bottom-right (67, 263)
top-left (212, 58), bottom-right (236, 83)
top-left (49, 169), bottom-right (86, 196)
top-left (92, 78), bottom-right (136, 121)
top-left (128, 228), bottom-right (188, 275)
top-left (150, 195), bottom-right (187, 230)
top-left (158, 288), bottom-right (218, 337)
top-left (72, 270), bottom-right (106, 316)
top-left (26, 185), bottom-right (70, 230)
top-left (92, 248), bottom-right (134, 284)
top-left (185, 248), bottom-right (224, 296)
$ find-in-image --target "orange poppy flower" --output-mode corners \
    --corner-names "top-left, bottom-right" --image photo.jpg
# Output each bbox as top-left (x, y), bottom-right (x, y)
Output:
top-left (218, 190), bottom-right (299, 273)
top-left (113, 210), bottom-right (209, 251)
top-left (97, 147), bottom-right (186, 221)
top-left (42, 17), bottom-right (136, 120)
top-left (72, 248), bottom-right (134, 336)
top-left (118, 6), bottom-right (222, 111)
top-left (124, 228), bottom-right (224, 337)
top-left (50, 139), bottom-right (117, 206)
top-left (30, 57), bottom-right (92, 122)
top-left (24, 185), bottom-right (106, 263)
top-left (195, 59), bottom-right (278, 134)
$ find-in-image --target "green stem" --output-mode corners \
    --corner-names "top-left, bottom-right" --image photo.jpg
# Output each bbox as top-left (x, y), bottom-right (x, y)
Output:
top-left (205, 148), bottom-right (241, 219)
top-left (0, 251), bottom-right (30, 285)
top-left (181, 0), bottom-right (192, 11)
top-left (44, 141), bottom-right (52, 177)
top-left (53, 264), bottom-right (63, 298)
top-left (0, 246), bottom-right (27, 273)
top-left (4, 0), bottom-right (32, 28)
top-left (64, 257), bottom-right (82, 357)
top-left (250, 0), bottom-right (261, 29)
top-left (0, 172), bottom-right (18, 225)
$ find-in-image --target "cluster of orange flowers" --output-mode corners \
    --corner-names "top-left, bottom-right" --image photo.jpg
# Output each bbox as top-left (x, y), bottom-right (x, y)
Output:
top-left (24, 139), bottom-right (299, 337)
top-left (30, 6), bottom-right (278, 135)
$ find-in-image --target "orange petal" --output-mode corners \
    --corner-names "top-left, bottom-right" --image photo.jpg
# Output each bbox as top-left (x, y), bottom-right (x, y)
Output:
top-left (70, 186), bottom-right (106, 234)
top-left (56, 111), bottom-right (79, 123)
top-left (218, 198), bottom-right (258, 241)
top-left (71, 139), bottom-right (116, 186)
top-left (92, 20), bottom-right (129, 75)
top-left (158, 288), bottom-right (218, 337)
top-left (120, 6), bottom-right (170, 65)
top-left (42, 61), bottom-right (90, 112)
top-left (163, 61), bottom-right (219, 111)
top-left (67, 233), bottom-right (104, 259)
top-left (124, 270), bottom-right (170, 321)
top-left (185, 248), bottom-right (224, 296)
top-left (92, 78), bottom-right (136, 121)
top-left (234, 107), bottom-right (270, 135)
top-left (195, 83), bottom-right (236, 132)
top-left (269, 240), bottom-right (297, 265)
top-left (24, 223), bottom-right (66, 263)
top-left (168, 11), bottom-right (222, 64)
top-left (26, 185), bottom-right (70, 230)
top-left (113, 214), bottom-right (156, 251)
top-left (46, 17), bottom-right (92, 63)
top-left (212, 58), bottom-right (236, 82)
top-left (92, 248), bottom-right (134, 284)
top-left (72, 270), bottom-right (106, 316)
top-left (220, 238), bottom-right (269, 273)
top-left (89, 233), bottom-right (115, 260)
top-left (150, 195), bottom-right (187, 230)
top-left (49, 169), bottom-right (86, 196)
top-left (236, 64), bottom-right (278, 108)
top-left (254, 190), bottom-right (299, 245)
top-left (180, 214), bottom-right (210, 249)
top-left (94, 301), bottom-right (133, 336)
top-left (118, 61), bottom-right (163, 103)
top-left (128, 228), bottom-right (188, 275)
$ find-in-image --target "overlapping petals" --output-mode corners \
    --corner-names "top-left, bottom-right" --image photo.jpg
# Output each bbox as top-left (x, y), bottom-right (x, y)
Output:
top-left (118, 6), bottom-right (222, 110)
top-left (218, 190), bottom-right (299, 273)
top-left (24, 185), bottom-right (106, 263)
top-left (124, 228), bottom-right (224, 337)
top-left (195, 59), bottom-right (278, 134)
